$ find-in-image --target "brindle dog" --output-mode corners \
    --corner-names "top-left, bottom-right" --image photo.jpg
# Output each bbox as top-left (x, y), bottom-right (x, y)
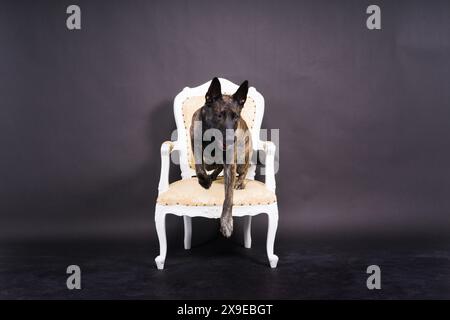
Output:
top-left (190, 78), bottom-right (252, 237)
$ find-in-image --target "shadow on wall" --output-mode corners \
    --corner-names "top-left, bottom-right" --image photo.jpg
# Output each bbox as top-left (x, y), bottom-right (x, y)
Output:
top-left (0, 98), bottom-right (225, 244)
top-left (71, 99), bottom-right (219, 244)
top-left (0, 100), bottom-right (175, 241)
top-left (74, 100), bottom-right (183, 239)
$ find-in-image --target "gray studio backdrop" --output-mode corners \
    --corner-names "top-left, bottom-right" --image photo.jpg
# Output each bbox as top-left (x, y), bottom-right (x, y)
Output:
top-left (1, 0), bottom-right (449, 241)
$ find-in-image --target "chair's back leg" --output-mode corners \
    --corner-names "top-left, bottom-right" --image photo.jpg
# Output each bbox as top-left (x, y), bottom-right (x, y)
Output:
top-left (183, 216), bottom-right (192, 250)
top-left (244, 216), bottom-right (252, 248)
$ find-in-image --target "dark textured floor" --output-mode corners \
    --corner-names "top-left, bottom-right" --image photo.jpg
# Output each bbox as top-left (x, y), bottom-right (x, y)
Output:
top-left (1, 233), bottom-right (449, 299)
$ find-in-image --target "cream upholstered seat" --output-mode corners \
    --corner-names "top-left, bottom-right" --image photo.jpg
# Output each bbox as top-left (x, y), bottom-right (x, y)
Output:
top-left (154, 78), bottom-right (279, 270)
top-left (157, 177), bottom-right (277, 207)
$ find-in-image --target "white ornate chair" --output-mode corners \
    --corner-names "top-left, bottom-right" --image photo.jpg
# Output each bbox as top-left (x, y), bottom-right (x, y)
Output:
top-left (154, 78), bottom-right (279, 269)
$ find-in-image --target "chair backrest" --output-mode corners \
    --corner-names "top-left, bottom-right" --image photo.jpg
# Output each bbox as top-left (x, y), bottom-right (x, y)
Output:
top-left (173, 78), bottom-right (265, 179)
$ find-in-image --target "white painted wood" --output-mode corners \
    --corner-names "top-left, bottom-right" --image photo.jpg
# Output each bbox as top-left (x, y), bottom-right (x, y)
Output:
top-left (183, 216), bottom-right (192, 250)
top-left (157, 141), bottom-right (175, 195)
top-left (155, 78), bottom-right (279, 269)
top-left (243, 216), bottom-right (252, 249)
top-left (266, 205), bottom-right (279, 268)
top-left (155, 203), bottom-right (278, 219)
top-left (154, 207), bottom-right (167, 270)
top-left (261, 140), bottom-right (276, 192)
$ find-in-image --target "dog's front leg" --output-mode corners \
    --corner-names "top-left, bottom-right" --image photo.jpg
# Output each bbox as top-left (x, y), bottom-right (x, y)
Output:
top-left (195, 163), bottom-right (212, 189)
top-left (192, 133), bottom-right (212, 189)
top-left (220, 163), bottom-right (236, 237)
top-left (208, 165), bottom-right (223, 182)
top-left (191, 110), bottom-right (212, 189)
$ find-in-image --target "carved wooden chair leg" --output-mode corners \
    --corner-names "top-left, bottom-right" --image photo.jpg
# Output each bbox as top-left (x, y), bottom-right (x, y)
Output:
top-left (183, 216), bottom-right (192, 250)
top-left (154, 208), bottom-right (167, 270)
top-left (266, 206), bottom-right (279, 268)
top-left (243, 216), bottom-right (252, 249)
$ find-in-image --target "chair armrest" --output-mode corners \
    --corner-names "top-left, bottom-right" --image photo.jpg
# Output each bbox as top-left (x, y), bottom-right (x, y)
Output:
top-left (158, 140), bottom-right (177, 195)
top-left (255, 140), bottom-right (277, 192)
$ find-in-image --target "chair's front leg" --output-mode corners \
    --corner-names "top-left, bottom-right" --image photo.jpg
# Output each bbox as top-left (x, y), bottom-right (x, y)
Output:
top-left (266, 206), bottom-right (279, 268)
top-left (183, 216), bottom-right (192, 250)
top-left (243, 216), bottom-right (252, 249)
top-left (155, 207), bottom-right (167, 270)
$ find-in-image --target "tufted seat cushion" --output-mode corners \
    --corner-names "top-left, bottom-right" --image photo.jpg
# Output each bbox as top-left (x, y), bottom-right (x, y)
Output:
top-left (157, 177), bottom-right (276, 206)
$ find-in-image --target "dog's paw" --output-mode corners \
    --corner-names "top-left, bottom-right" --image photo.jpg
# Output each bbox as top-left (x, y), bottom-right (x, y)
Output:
top-left (234, 180), bottom-right (246, 190)
top-left (220, 216), bottom-right (233, 238)
top-left (198, 175), bottom-right (212, 189)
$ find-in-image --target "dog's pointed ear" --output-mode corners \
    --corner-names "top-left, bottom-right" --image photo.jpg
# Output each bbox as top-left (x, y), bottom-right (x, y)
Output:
top-left (232, 80), bottom-right (249, 107)
top-left (205, 77), bottom-right (222, 103)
